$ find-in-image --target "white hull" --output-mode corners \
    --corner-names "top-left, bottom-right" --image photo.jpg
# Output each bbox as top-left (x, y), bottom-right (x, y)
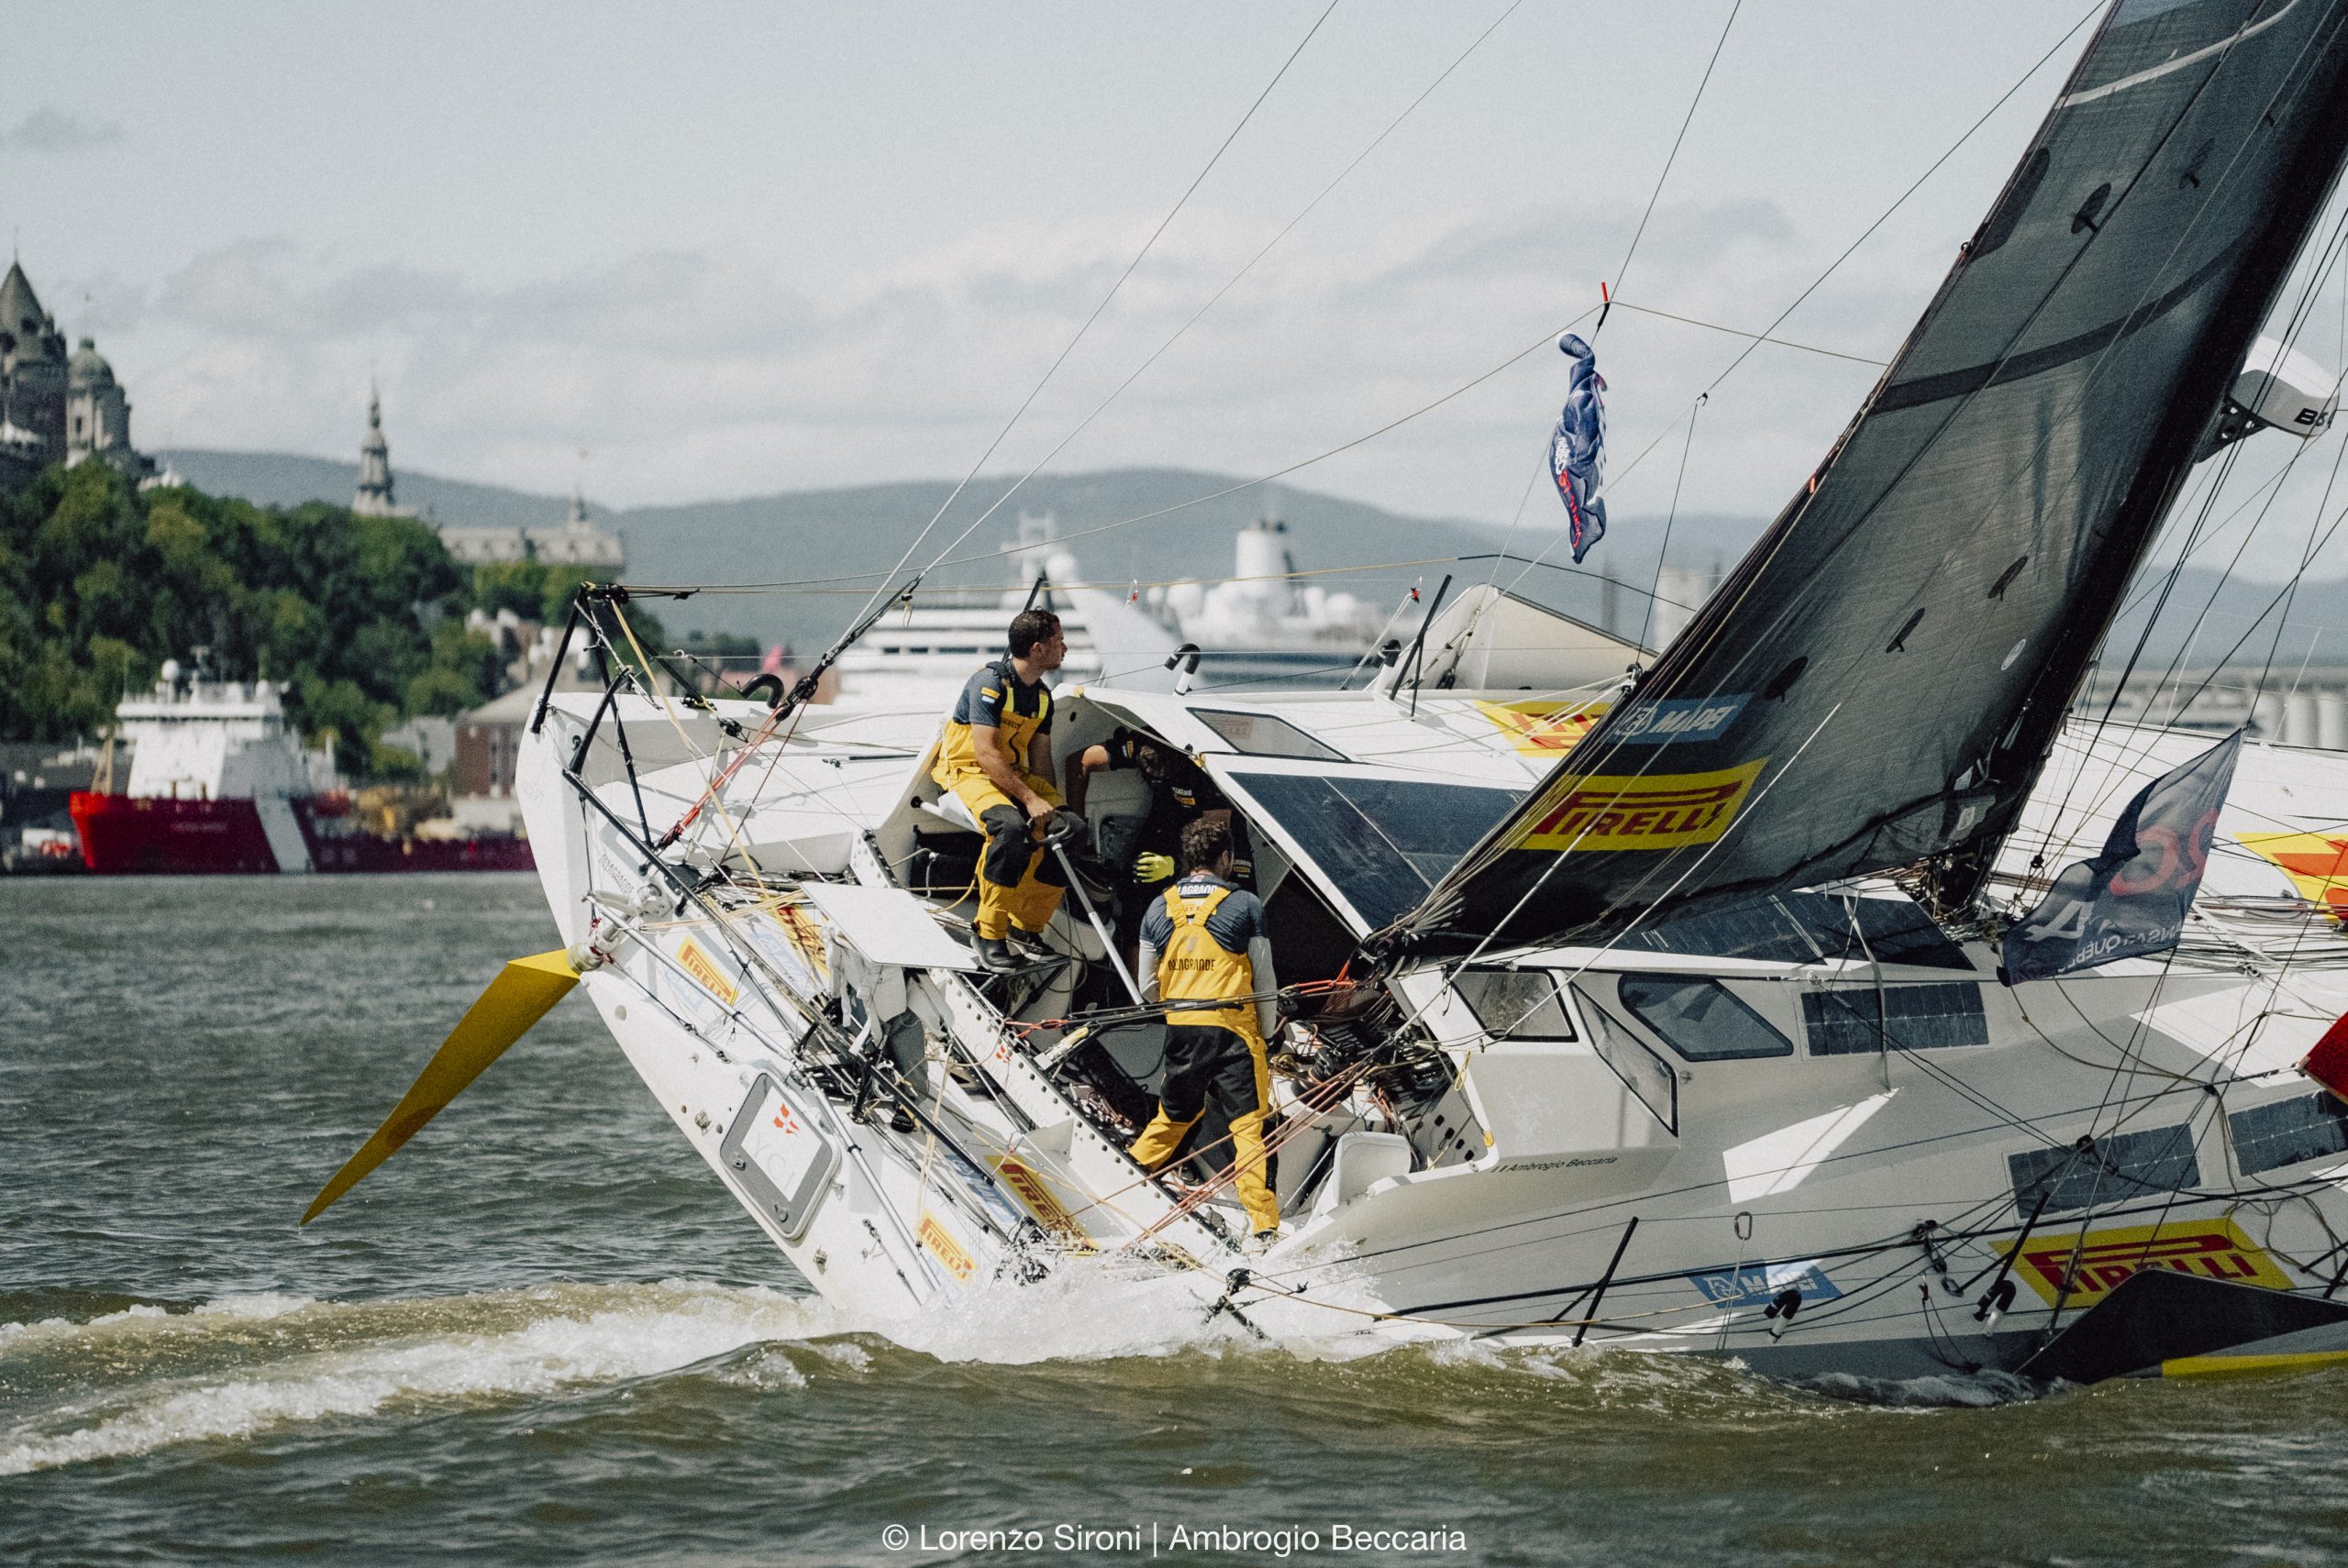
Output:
top-left (515, 667), bottom-right (2348, 1383)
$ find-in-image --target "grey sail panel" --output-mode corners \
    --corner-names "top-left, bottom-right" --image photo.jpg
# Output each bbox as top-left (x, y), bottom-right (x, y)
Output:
top-left (1394, 0), bottom-right (2348, 958)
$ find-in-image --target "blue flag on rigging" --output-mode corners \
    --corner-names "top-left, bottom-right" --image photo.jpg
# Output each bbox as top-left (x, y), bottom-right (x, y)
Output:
top-left (1999, 730), bottom-right (2242, 986)
top-left (1550, 332), bottom-right (1609, 563)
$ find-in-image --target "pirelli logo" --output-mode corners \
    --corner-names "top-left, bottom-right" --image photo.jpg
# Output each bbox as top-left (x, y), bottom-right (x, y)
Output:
top-left (1512, 759), bottom-right (1767, 852)
top-left (676, 935), bottom-right (741, 1008)
top-left (917, 1210), bottom-right (977, 1282)
top-left (2001, 1220), bottom-right (2292, 1307)
top-left (770, 904), bottom-right (829, 977)
top-left (992, 1154), bottom-right (1094, 1250)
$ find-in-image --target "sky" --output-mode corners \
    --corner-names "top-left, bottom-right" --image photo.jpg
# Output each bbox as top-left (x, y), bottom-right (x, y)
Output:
top-left (7, 0), bottom-right (2348, 577)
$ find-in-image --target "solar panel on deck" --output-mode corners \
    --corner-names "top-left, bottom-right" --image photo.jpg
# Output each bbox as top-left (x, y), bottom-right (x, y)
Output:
top-left (2008, 1123), bottom-right (2200, 1216)
top-left (1627, 892), bottom-right (1973, 970)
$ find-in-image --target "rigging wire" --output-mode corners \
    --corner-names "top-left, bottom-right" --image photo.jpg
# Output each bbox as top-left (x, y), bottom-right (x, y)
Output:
top-left (2109, 215), bottom-right (2348, 702)
top-left (1590, 0), bottom-right (2108, 504)
top-left (1452, 0), bottom-right (1733, 652)
top-left (900, 0), bottom-right (1541, 588)
top-left (845, 0), bottom-right (1342, 629)
top-left (1456, 0), bottom-right (2334, 948)
top-left (1601, 300), bottom-right (1888, 365)
top-left (622, 0), bottom-right (2102, 628)
top-left (2254, 251), bottom-right (2348, 693)
top-left (544, 17), bottom-right (2348, 1333)
top-left (2030, 204), bottom-right (2348, 865)
top-left (1634, 392), bottom-right (1704, 652)
top-left (631, 6), bottom-right (1349, 848)
top-left (1601, 0), bottom-right (1744, 321)
top-left (1477, 0), bottom-right (2107, 620)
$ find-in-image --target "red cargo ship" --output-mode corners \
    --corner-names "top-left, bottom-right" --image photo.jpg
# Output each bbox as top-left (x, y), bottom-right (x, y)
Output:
top-left (69, 663), bottom-right (532, 875)
top-left (69, 792), bottom-right (536, 874)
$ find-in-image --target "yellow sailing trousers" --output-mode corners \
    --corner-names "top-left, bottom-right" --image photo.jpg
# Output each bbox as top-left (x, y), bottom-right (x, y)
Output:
top-left (1130, 1021), bottom-right (1279, 1235)
top-left (946, 774), bottom-right (1067, 941)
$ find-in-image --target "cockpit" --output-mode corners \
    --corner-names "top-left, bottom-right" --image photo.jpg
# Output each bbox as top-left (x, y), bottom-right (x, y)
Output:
top-left (863, 680), bottom-right (1563, 1227)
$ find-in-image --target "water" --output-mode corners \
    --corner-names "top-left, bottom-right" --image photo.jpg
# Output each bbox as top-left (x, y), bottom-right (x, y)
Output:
top-left (6, 876), bottom-right (2348, 1566)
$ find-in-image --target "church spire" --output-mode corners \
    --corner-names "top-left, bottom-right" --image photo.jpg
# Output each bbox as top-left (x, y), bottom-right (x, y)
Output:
top-left (353, 381), bottom-right (398, 516)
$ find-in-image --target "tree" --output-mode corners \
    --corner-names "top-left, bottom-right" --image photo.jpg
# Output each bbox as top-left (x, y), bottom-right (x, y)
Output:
top-left (0, 465), bottom-right (478, 774)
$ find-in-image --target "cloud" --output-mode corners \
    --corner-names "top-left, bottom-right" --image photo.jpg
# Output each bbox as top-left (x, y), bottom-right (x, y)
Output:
top-left (0, 107), bottom-right (122, 156)
top-left (115, 193), bottom-right (1941, 525)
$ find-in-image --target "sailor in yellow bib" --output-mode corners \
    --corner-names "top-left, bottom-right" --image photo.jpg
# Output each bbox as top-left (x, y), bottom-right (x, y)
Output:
top-left (1129, 817), bottom-right (1282, 1244)
top-left (930, 609), bottom-right (1075, 971)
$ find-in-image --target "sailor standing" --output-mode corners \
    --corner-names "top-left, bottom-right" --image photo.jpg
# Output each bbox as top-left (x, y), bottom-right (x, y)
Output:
top-left (930, 609), bottom-right (1077, 972)
top-left (1129, 816), bottom-right (1282, 1247)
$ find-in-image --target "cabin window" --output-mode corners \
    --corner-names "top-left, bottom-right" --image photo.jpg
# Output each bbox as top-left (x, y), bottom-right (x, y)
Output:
top-left (1455, 968), bottom-right (1575, 1041)
top-left (1617, 975), bottom-right (1793, 1061)
top-left (1229, 772), bottom-right (1520, 929)
top-left (1801, 982), bottom-right (1988, 1055)
top-left (1570, 984), bottom-right (1678, 1134)
top-left (2229, 1092), bottom-right (2348, 1176)
top-left (1193, 709), bottom-right (1348, 764)
top-left (2007, 1122), bottom-right (2200, 1216)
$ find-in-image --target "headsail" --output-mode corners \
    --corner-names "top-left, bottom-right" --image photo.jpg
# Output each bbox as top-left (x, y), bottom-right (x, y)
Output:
top-left (1392, 0), bottom-right (2348, 957)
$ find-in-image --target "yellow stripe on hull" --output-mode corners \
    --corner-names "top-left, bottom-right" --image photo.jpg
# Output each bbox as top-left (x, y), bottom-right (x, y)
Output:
top-left (2160, 1347), bottom-right (2348, 1379)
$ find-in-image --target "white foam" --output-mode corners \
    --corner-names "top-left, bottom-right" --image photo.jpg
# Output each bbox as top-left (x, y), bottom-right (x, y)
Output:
top-left (0, 1284), bottom-right (822, 1476)
top-left (0, 1302), bottom-right (169, 1350)
top-left (856, 1253), bottom-right (1397, 1366)
top-left (189, 1292), bottom-right (320, 1322)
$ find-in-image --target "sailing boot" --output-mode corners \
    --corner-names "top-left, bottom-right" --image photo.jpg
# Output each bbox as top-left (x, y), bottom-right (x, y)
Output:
top-left (974, 934), bottom-right (1020, 973)
top-left (1006, 928), bottom-right (1058, 964)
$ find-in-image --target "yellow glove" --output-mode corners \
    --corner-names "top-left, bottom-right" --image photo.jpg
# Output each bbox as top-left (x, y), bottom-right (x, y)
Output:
top-left (1134, 852), bottom-right (1175, 884)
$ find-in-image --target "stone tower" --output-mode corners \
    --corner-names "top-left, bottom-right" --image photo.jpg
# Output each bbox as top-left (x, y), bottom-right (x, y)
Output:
top-left (352, 384), bottom-right (403, 516)
top-left (66, 337), bottom-right (138, 468)
top-left (0, 260), bottom-right (69, 464)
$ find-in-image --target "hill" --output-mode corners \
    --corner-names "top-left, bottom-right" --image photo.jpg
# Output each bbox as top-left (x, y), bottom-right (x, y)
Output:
top-left (164, 448), bottom-right (2348, 670)
top-left (160, 450), bottom-right (571, 530)
top-left (160, 449), bottom-right (1767, 651)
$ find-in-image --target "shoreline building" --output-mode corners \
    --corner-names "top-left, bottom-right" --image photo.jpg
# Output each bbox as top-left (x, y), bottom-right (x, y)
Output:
top-left (351, 392), bottom-right (623, 570)
top-left (0, 259), bottom-right (155, 493)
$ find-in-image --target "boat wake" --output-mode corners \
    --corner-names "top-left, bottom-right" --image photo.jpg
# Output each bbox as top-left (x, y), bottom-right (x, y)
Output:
top-left (0, 1282), bottom-right (822, 1477)
top-left (0, 1264), bottom-right (2033, 1475)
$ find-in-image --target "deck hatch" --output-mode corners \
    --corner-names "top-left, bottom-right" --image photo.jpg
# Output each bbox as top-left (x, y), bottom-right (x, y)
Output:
top-left (1191, 709), bottom-right (1348, 764)
top-left (718, 1073), bottom-right (842, 1243)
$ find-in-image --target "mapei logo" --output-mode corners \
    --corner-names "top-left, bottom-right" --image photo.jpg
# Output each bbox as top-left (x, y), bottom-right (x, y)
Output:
top-left (1611, 693), bottom-right (1750, 745)
top-left (2001, 1220), bottom-right (2292, 1306)
top-left (1512, 758), bottom-right (1767, 852)
top-left (1687, 1258), bottom-right (1842, 1309)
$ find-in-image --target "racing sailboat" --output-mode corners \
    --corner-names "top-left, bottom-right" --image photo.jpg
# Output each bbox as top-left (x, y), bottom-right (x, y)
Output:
top-left (309, 0), bottom-right (2348, 1382)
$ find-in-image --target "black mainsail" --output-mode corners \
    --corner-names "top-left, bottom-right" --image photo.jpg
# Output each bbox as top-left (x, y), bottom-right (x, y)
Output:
top-left (1392, 0), bottom-right (2348, 958)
